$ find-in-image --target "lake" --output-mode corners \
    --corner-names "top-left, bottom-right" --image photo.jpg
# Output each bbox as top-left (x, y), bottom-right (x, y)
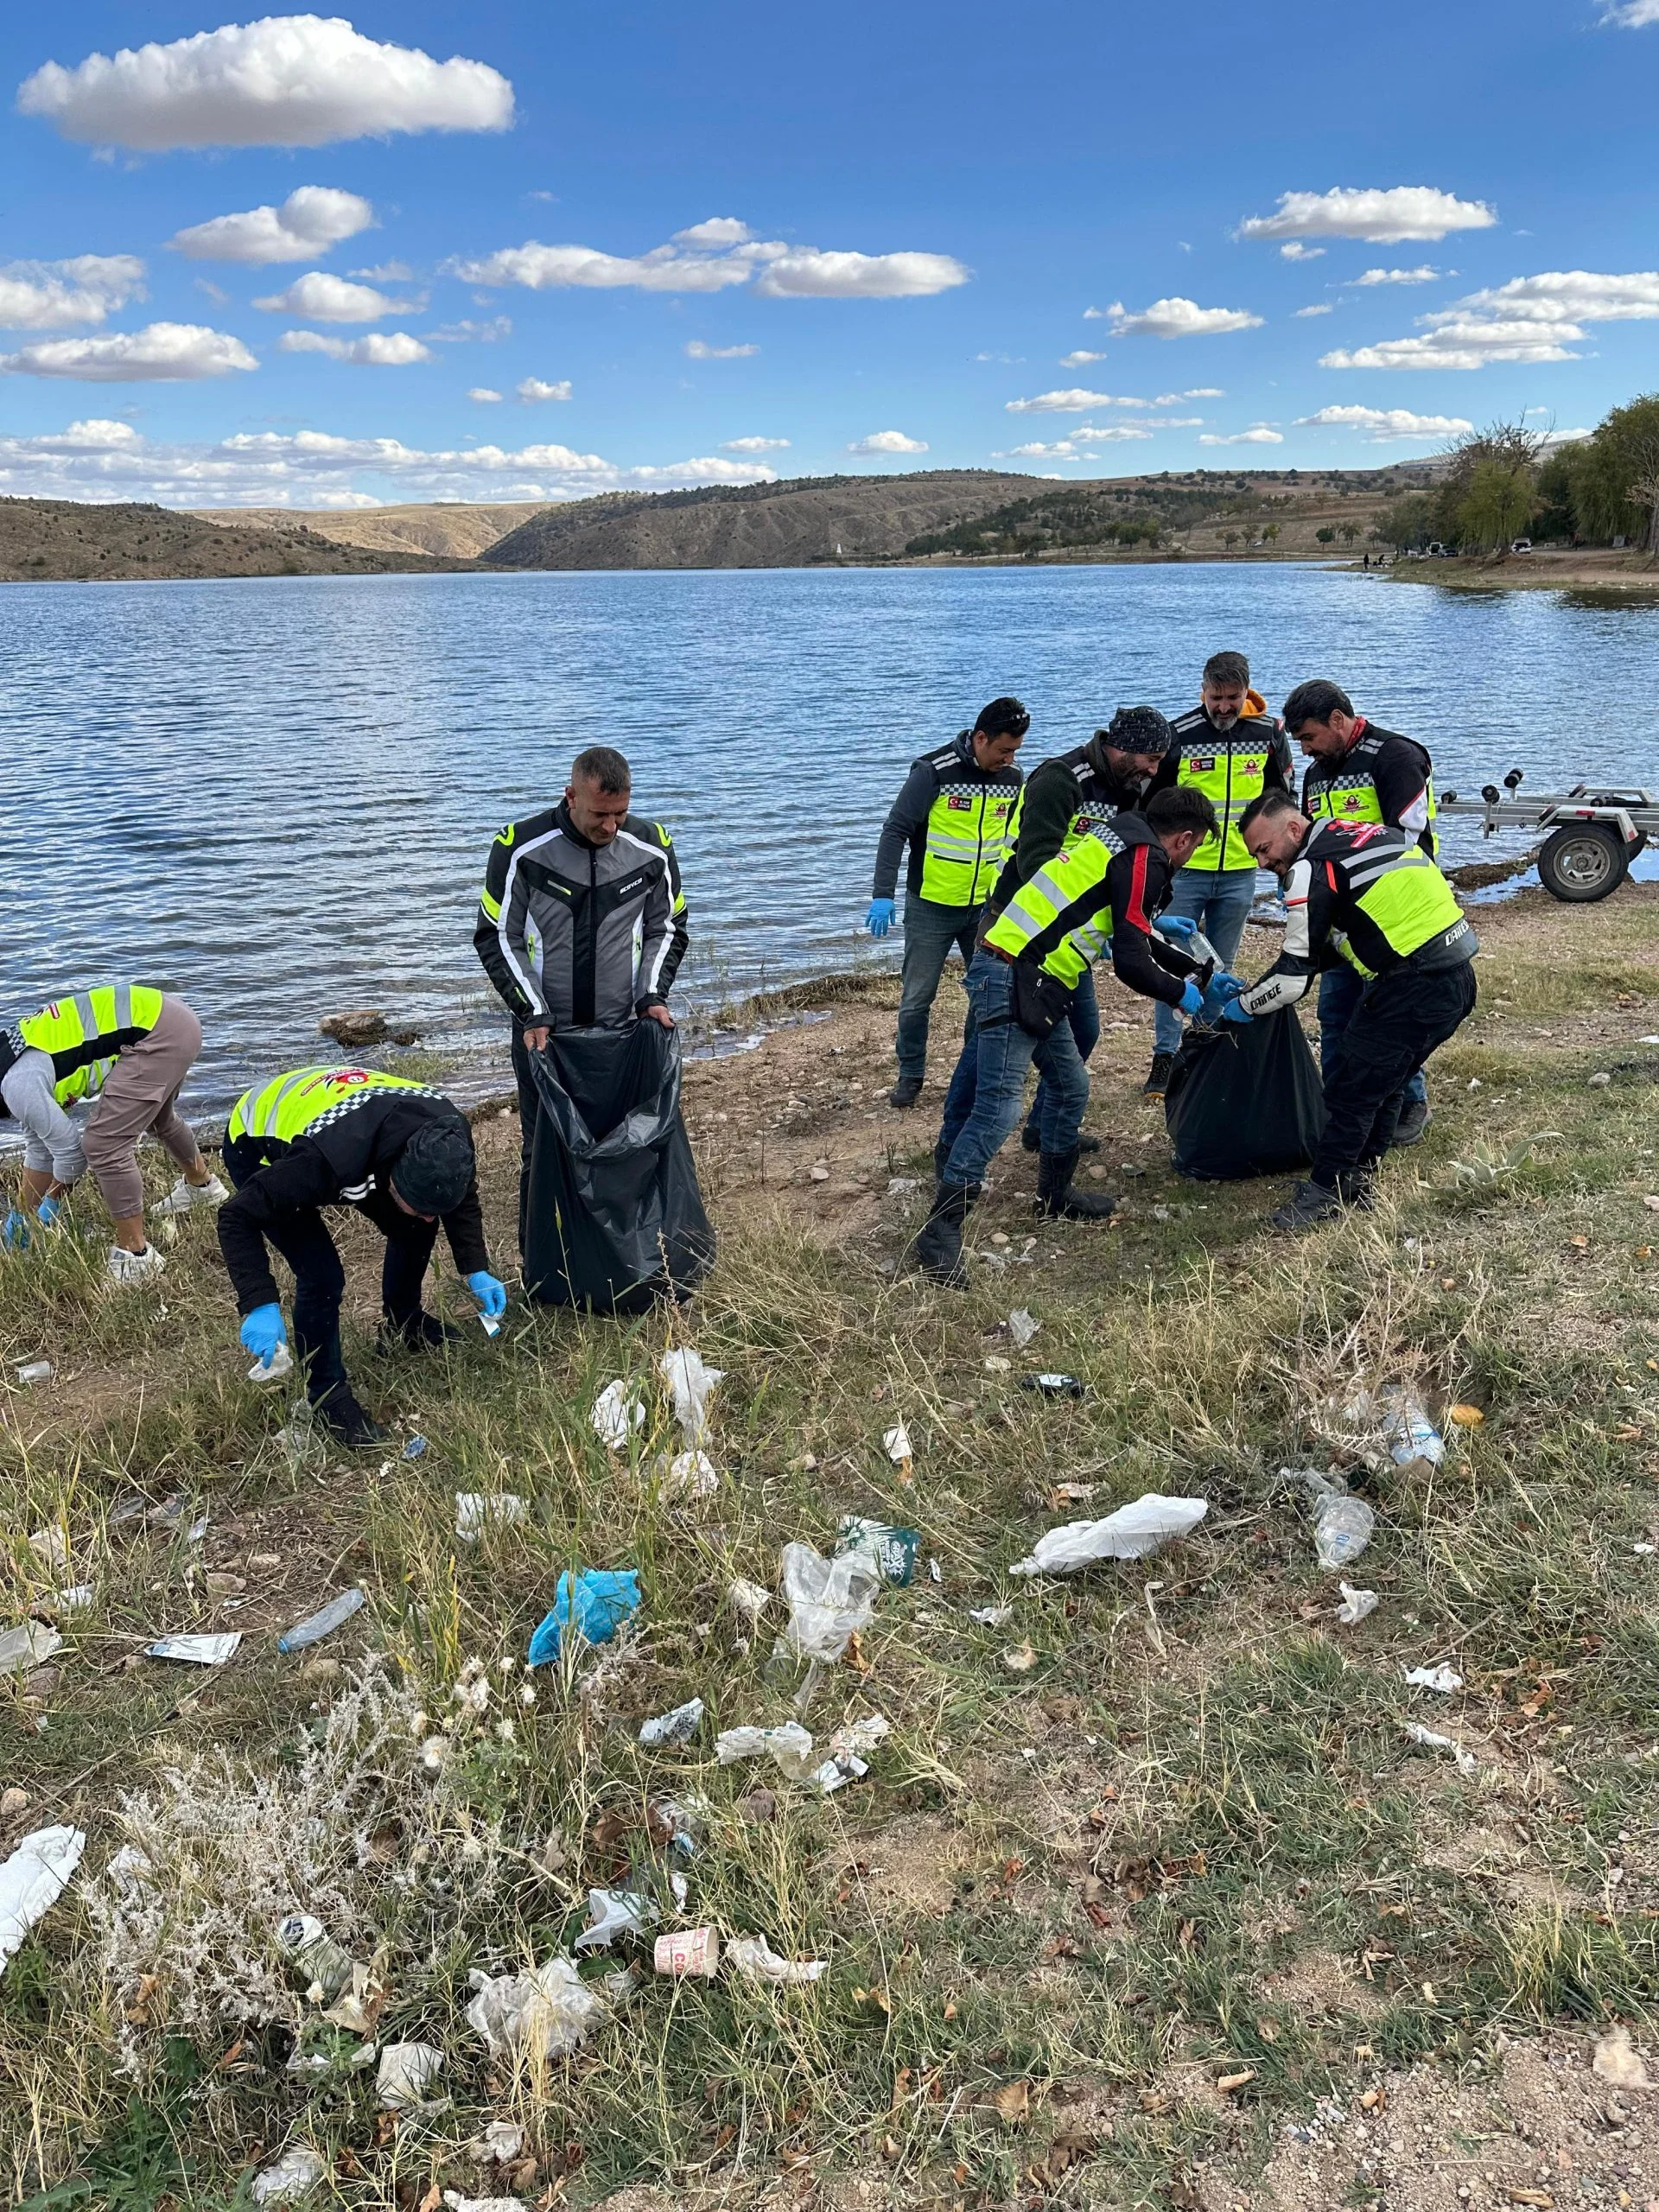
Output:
top-left (5, 560), bottom-right (1656, 1120)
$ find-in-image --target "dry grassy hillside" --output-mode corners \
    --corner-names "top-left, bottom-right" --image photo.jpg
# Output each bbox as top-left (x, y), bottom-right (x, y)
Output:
top-left (0, 498), bottom-right (467, 582)
top-left (189, 500), bottom-right (554, 563)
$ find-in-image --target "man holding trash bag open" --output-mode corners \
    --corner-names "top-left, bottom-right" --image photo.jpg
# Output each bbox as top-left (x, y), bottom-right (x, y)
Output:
top-left (1228, 790), bottom-right (1476, 1233)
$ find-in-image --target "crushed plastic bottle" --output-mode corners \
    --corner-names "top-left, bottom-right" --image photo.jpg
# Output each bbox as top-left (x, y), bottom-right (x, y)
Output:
top-left (276, 1586), bottom-right (365, 1655)
top-left (1377, 1386), bottom-right (1444, 1467)
top-left (1288, 1470), bottom-right (1376, 1572)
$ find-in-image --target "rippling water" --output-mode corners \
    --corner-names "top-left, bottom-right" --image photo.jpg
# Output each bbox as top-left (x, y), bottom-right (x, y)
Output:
top-left (4, 562), bottom-right (1656, 1118)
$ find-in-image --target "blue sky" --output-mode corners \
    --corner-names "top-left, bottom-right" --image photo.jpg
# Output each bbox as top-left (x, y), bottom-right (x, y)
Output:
top-left (2, 0), bottom-right (1656, 508)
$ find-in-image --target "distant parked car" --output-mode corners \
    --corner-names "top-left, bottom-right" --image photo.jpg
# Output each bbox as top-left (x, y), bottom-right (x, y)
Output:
top-left (1510, 538), bottom-right (1532, 554)
top-left (1426, 542), bottom-right (1446, 556)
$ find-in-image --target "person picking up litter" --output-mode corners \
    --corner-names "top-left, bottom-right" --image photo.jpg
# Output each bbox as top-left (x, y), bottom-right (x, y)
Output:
top-left (217, 1067), bottom-right (506, 1448)
top-left (0, 984), bottom-right (223, 1284)
top-left (913, 783), bottom-right (1221, 1286)
top-left (1225, 790), bottom-right (1476, 1233)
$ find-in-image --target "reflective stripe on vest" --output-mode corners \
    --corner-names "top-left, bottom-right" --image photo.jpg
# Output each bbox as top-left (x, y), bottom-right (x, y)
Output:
top-left (11, 984), bottom-right (165, 1104)
top-left (1307, 766), bottom-right (1440, 855)
top-left (227, 1065), bottom-right (437, 1147)
top-left (1176, 735), bottom-right (1274, 873)
top-left (983, 825), bottom-right (1119, 988)
top-left (1335, 844), bottom-right (1464, 977)
top-left (919, 779), bottom-right (1019, 906)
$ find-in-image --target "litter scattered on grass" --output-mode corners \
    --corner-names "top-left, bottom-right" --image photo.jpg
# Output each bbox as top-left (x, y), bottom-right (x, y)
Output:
top-left (1446, 1402), bottom-right (1485, 1428)
top-left (1010, 1494), bottom-right (1208, 1577)
top-left (1592, 2023), bottom-right (1654, 2091)
top-left (778, 1541), bottom-right (879, 1663)
top-left (727, 1578), bottom-right (771, 1626)
top-left (881, 1421), bottom-right (913, 1472)
top-left (15, 1360), bottom-right (54, 1386)
top-left (276, 1589), bottom-right (364, 1656)
top-left (1002, 1643), bottom-right (1038, 1673)
top-left (401, 1435), bottom-right (429, 1462)
top-left (0, 1824), bottom-right (86, 1979)
top-left (715, 1713), bottom-right (890, 1795)
top-left (29, 1526), bottom-right (69, 1574)
top-left (574, 1886), bottom-right (658, 1951)
top-left (251, 2145), bottom-right (327, 2205)
top-left (1020, 1372), bottom-right (1085, 1398)
top-left (591, 1380), bottom-right (645, 1451)
top-left (639, 1697), bottom-right (704, 1748)
top-left (465, 1957), bottom-right (605, 2060)
top-left (836, 1516), bottom-right (920, 1586)
top-left (726, 1934), bottom-right (827, 1986)
top-left (0, 1623), bottom-right (61, 1675)
top-left (969, 1604), bottom-right (1014, 1628)
top-left (467, 2121), bottom-right (525, 2165)
top-left (655, 1925), bottom-right (721, 1977)
top-left (1336, 1583), bottom-right (1379, 1625)
top-left (1291, 1469), bottom-right (1376, 1572)
top-left (527, 1567), bottom-right (642, 1668)
top-left (375, 2040), bottom-right (445, 2112)
top-left (454, 1493), bottom-right (528, 1542)
top-left (1008, 1307), bottom-right (1039, 1347)
top-left (1403, 1662), bottom-right (1465, 1694)
top-left (145, 1632), bottom-right (242, 1666)
top-left (1402, 1722), bottom-right (1478, 1776)
top-left (661, 1347), bottom-right (724, 1447)
top-left (277, 1912), bottom-right (353, 2002)
top-left (661, 1449), bottom-right (718, 1502)
top-left (246, 1343), bottom-right (294, 1385)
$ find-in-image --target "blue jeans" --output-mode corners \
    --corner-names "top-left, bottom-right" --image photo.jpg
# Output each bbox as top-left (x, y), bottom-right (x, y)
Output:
top-left (1319, 965), bottom-right (1428, 1111)
top-left (1152, 868), bottom-right (1259, 1056)
top-left (936, 954), bottom-right (1091, 1185)
top-left (1026, 968), bottom-right (1099, 1141)
top-left (894, 893), bottom-right (980, 1082)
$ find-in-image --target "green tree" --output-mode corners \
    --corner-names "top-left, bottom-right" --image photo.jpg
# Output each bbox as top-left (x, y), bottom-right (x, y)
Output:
top-left (1262, 522), bottom-right (1280, 544)
top-left (1438, 419), bottom-right (1546, 556)
top-left (1373, 492), bottom-right (1435, 550)
top-left (1569, 394), bottom-right (1659, 551)
top-left (1315, 525), bottom-right (1337, 544)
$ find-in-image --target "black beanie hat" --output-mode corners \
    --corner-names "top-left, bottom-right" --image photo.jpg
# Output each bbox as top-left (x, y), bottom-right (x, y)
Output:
top-left (1103, 704), bottom-right (1175, 758)
top-left (393, 1118), bottom-right (475, 1216)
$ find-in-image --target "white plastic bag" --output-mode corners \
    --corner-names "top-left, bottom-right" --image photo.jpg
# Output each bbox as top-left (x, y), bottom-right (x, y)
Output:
top-left (573, 1887), bottom-right (658, 1951)
top-left (251, 2145), bottom-right (327, 2205)
top-left (591, 1380), bottom-right (645, 1451)
top-left (727, 1934), bottom-right (828, 1986)
top-left (1009, 1494), bottom-right (1208, 1577)
top-left (660, 1348), bottom-right (723, 1448)
top-left (1335, 1582), bottom-right (1378, 1625)
top-left (639, 1697), bottom-right (704, 1747)
top-left (0, 1824), bottom-right (86, 1978)
top-left (778, 1541), bottom-right (879, 1662)
top-left (375, 2040), bottom-right (445, 2111)
top-left (1402, 1662), bottom-right (1464, 1694)
top-left (464, 1956), bottom-right (605, 2060)
top-left (454, 1493), bottom-right (528, 1542)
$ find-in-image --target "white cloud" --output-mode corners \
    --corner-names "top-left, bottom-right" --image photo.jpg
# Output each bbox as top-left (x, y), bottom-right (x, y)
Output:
top-left (1354, 265), bottom-right (1440, 286)
top-left (468, 387), bottom-right (502, 403)
top-left (169, 186), bottom-right (373, 266)
top-left (1159, 387), bottom-right (1224, 400)
top-left (848, 430), bottom-right (928, 454)
top-left (194, 277), bottom-right (231, 304)
top-left (685, 340), bottom-right (759, 359)
top-left (1601, 1), bottom-right (1659, 22)
top-left (453, 224), bottom-right (968, 299)
top-left (1237, 187), bottom-right (1497, 245)
top-left (517, 377), bottom-right (571, 401)
top-left (1060, 349), bottom-right (1107, 366)
top-left (353, 260), bottom-right (413, 283)
top-left (1280, 242), bottom-right (1325, 261)
top-left (0, 254), bottom-right (146, 331)
top-left (0, 321), bottom-right (255, 380)
top-left (1321, 267), bottom-right (1659, 369)
top-left (1070, 423), bottom-right (1158, 441)
top-left (279, 329), bottom-right (432, 365)
top-left (1198, 425), bottom-right (1284, 445)
top-left (1099, 296), bottom-right (1264, 338)
top-left (428, 316), bottom-right (512, 344)
top-left (17, 16), bottom-right (514, 150)
top-left (253, 270), bottom-right (406, 321)
top-left (1295, 404), bottom-right (1474, 441)
top-left (1004, 441), bottom-right (1083, 459)
top-left (1294, 304), bottom-right (1334, 318)
top-left (721, 435), bottom-right (790, 451)
top-left (1006, 387), bottom-right (1146, 413)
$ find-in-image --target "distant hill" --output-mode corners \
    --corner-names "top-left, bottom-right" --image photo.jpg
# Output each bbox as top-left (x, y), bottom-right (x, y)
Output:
top-left (189, 499), bottom-right (552, 563)
top-left (0, 498), bottom-right (467, 583)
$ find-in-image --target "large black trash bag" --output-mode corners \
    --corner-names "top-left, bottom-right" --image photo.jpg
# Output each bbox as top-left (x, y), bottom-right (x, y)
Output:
top-left (523, 1020), bottom-right (715, 1312)
top-left (1164, 1009), bottom-right (1325, 1181)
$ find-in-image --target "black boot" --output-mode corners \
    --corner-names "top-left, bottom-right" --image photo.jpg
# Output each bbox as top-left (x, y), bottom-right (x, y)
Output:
top-left (311, 1385), bottom-right (391, 1450)
top-left (1036, 1148), bottom-right (1116, 1220)
top-left (1336, 1166), bottom-right (1378, 1211)
top-left (912, 1181), bottom-right (976, 1287)
top-left (1024, 1126), bottom-right (1098, 1154)
top-left (1268, 1178), bottom-right (1345, 1233)
top-left (378, 1309), bottom-right (465, 1352)
top-left (889, 1075), bottom-right (924, 1109)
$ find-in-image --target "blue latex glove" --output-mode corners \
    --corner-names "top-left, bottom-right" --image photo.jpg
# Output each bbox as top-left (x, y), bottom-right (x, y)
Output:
top-left (528, 1567), bottom-right (642, 1668)
top-left (1178, 979), bottom-right (1205, 1019)
top-left (1158, 914), bottom-right (1198, 939)
top-left (1220, 995), bottom-right (1255, 1026)
top-left (36, 1195), bottom-right (61, 1230)
top-left (866, 897), bottom-right (895, 939)
top-left (239, 1302), bottom-right (287, 1370)
top-left (467, 1269), bottom-right (507, 1319)
top-left (1197, 971), bottom-right (1246, 1023)
top-left (3, 1208), bottom-right (30, 1251)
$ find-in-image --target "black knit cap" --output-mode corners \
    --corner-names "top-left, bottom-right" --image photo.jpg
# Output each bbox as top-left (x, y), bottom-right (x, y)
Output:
top-left (392, 1119), bottom-right (475, 1216)
top-left (1103, 704), bottom-right (1175, 757)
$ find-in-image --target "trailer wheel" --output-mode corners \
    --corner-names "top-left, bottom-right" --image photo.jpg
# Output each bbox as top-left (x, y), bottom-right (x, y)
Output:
top-left (1539, 823), bottom-right (1629, 902)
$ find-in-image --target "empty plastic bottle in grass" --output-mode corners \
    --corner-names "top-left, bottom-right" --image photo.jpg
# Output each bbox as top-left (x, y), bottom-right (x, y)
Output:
top-left (1289, 1469), bottom-right (1376, 1572)
top-left (277, 1586), bottom-right (365, 1654)
top-left (527, 1567), bottom-right (641, 1667)
top-left (1378, 1386), bottom-right (1443, 1468)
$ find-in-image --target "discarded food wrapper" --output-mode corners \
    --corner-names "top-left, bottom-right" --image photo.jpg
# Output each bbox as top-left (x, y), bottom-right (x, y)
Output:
top-left (969, 1604), bottom-right (1014, 1628)
top-left (655, 1925), bottom-right (721, 1978)
top-left (0, 1623), bottom-right (61, 1676)
top-left (727, 1577), bottom-right (771, 1625)
top-left (402, 1434), bottom-right (429, 1461)
top-left (1010, 1493), bottom-right (1208, 1577)
top-left (662, 1449), bottom-right (719, 1502)
top-left (574, 1886), bottom-right (658, 1951)
top-left (1446, 1403), bottom-right (1484, 1428)
top-left (778, 1541), bottom-right (879, 1664)
top-left (478, 1311), bottom-right (502, 1338)
top-left (145, 1632), bottom-right (242, 1666)
top-left (1336, 1583), bottom-right (1379, 1626)
top-left (1289, 1469), bottom-right (1376, 1573)
top-left (247, 1342), bottom-right (295, 1384)
top-left (454, 1492), bottom-right (528, 1542)
top-left (15, 1361), bottom-right (54, 1387)
top-left (1402, 1662), bottom-right (1464, 1694)
top-left (321, 1956), bottom-right (386, 2035)
top-left (1007, 1308), bottom-right (1040, 1348)
top-left (1020, 1372), bottom-right (1085, 1399)
top-left (527, 1567), bottom-right (641, 1668)
top-left (276, 1588), bottom-right (364, 1656)
top-left (468, 2120), bottom-right (525, 2166)
top-left (251, 2145), bottom-right (327, 2206)
top-left (0, 1824), bottom-right (86, 1979)
top-left (1402, 1722), bottom-right (1477, 1776)
top-left (727, 1934), bottom-right (827, 1987)
top-left (375, 2039), bottom-right (445, 2112)
top-left (881, 1421), bottom-right (912, 1466)
top-left (661, 1348), bottom-right (724, 1448)
top-left (592, 1380), bottom-right (645, 1451)
top-left (276, 1911), bottom-right (353, 2004)
top-left (716, 1713), bottom-right (888, 1795)
top-left (639, 1696), bottom-right (705, 1748)
top-left (836, 1516), bottom-right (920, 1587)
top-left (465, 1955), bottom-right (605, 2060)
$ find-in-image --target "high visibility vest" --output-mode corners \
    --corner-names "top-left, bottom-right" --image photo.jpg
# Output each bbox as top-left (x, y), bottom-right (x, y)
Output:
top-left (1169, 712), bottom-right (1281, 873)
top-left (919, 776), bottom-right (1019, 906)
top-left (227, 1066), bottom-right (437, 1149)
top-left (983, 820), bottom-right (1141, 988)
top-left (1324, 831), bottom-right (1467, 980)
top-left (1305, 733), bottom-right (1440, 855)
top-left (8, 985), bottom-right (165, 1104)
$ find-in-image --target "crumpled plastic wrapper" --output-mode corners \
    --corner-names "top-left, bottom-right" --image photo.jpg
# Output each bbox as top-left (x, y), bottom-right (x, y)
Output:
top-left (778, 1541), bottom-right (879, 1662)
top-left (375, 2040), bottom-right (445, 2112)
top-left (661, 1348), bottom-right (724, 1448)
top-left (464, 1955), bottom-right (607, 2060)
top-left (727, 1934), bottom-right (828, 1986)
top-left (591, 1380), bottom-right (645, 1451)
top-left (1010, 1494), bottom-right (1208, 1576)
top-left (0, 1824), bottom-right (85, 1978)
top-left (715, 1713), bottom-right (888, 1795)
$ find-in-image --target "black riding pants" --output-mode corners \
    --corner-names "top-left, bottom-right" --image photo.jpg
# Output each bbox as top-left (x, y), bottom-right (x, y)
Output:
top-left (1312, 961), bottom-right (1477, 1189)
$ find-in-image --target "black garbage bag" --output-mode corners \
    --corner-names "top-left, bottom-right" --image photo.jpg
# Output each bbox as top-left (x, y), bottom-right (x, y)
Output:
top-left (523, 1020), bottom-right (715, 1312)
top-left (1164, 1009), bottom-right (1325, 1180)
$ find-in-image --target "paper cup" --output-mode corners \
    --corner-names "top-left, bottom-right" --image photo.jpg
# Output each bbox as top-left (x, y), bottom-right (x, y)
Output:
top-left (654, 1926), bottom-right (721, 1978)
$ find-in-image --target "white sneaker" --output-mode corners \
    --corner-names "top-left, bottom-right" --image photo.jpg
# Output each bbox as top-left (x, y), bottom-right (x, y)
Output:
top-left (154, 1174), bottom-right (228, 1217)
top-left (108, 1243), bottom-right (167, 1286)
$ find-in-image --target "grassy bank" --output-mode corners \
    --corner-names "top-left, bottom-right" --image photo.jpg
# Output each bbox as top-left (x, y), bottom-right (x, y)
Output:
top-left (5, 886), bottom-right (1659, 2210)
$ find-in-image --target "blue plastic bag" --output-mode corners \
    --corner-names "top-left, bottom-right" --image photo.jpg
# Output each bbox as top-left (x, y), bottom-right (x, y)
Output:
top-left (528, 1568), bottom-right (642, 1668)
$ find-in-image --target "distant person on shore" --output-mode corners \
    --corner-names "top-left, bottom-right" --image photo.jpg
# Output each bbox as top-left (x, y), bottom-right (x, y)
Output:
top-left (868, 697), bottom-right (1028, 1109)
top-left (1286, 679), bottom-right (1439, 1147)
top-left (218, 1067), bottom-right (506, 1449)
top-left (1141, 652), bottom-right (1293, 1098)
top-left (474, 746), bottom-right (688, 1253)
top-left (1226, 791), bottom-right (1475, 1230)
top-left (912, 785), bottom-right (1220, 1287)
top-left (0, 985), bottom-right (224, 1284)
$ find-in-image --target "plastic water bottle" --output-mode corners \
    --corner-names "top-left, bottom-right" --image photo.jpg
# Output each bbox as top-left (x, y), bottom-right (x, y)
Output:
top-left (277, 1586), bottom-right (365, 1654)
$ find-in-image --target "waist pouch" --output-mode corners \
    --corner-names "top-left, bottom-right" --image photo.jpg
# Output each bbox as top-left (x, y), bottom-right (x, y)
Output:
top-left (1011, 963), bottom-right (1075, 1039)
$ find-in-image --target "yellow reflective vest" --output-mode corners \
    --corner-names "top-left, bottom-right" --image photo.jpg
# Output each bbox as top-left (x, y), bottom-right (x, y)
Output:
top-left (3, 984), bottom-right (166, 1103)
top-left (1160, 700), bottom-right (1292, 873)
top-left (228, 1066), bottom-right (438, 1151)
